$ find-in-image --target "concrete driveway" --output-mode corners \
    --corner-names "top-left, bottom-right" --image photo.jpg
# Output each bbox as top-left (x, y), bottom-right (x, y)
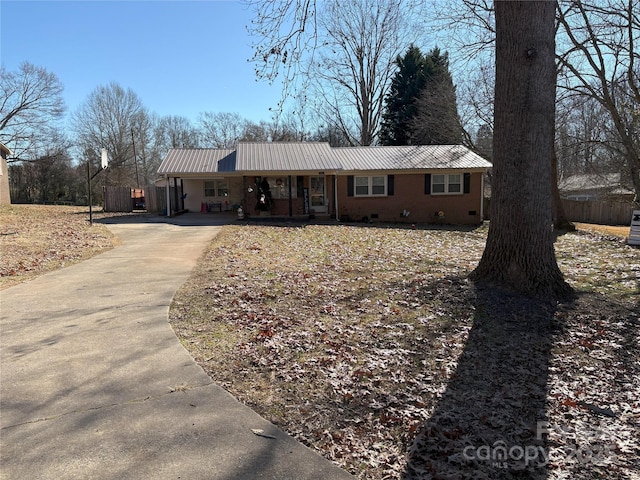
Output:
top-left (0, 215), bottom-right (352, 479)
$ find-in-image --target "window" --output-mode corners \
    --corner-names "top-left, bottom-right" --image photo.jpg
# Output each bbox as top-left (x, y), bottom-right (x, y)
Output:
top-left (372, 176), bottom-right (386, 195)
top-left (448, 174), bottom-right (461, 193)
top-left (204, 181), bottom-right (216, 197)
top-left (204, 179), bottom-right (229, 197)
top-left (432, 174), bottom-right (462, 195)
top-left (354, 176), bottom-right (387, 196)
top-left (355, 176), bottom-right (369, 195)
top-left (432, 175), bottom-right (446, 194)
top-left (216, 180), bottom-right (229, 197)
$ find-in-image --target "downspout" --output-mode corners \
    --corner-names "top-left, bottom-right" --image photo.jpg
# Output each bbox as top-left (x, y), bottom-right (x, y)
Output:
top-left (165, 175), bottom-right (171, 217)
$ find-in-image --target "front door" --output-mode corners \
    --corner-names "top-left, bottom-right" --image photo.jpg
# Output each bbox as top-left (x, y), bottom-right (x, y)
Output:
top-left (309, 176), bottom-right (327, 213)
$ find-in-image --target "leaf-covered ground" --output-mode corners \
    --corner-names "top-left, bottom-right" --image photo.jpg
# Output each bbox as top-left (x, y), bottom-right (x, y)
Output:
top-left (3, 205), bottom-right (635, 477)
top-left (170, 223), bottom-right (639, 479)
top-left (0, 205), bottom-right (119, 289)
top-left (573, 223), bottom-right (630, 239)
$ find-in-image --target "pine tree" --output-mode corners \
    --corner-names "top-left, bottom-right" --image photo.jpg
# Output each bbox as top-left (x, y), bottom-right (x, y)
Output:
top-left (380, 46), bottom-right (462, 146)
top-left (379, 45), bottom-right (429, 145)
top-left (411, 48), bottom-right (463, 145)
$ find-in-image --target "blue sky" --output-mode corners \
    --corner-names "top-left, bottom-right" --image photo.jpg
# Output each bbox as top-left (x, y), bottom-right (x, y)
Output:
top-left (1, 0), bottom-right (284, 127)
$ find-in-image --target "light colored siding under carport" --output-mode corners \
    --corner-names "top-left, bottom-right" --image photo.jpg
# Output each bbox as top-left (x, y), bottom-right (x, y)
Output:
top-left (182, 177), bottom-right (244, 212)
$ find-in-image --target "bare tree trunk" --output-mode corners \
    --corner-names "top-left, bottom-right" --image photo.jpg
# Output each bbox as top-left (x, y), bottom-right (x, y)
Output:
top-left (471, 0), bottom-right (572, 298)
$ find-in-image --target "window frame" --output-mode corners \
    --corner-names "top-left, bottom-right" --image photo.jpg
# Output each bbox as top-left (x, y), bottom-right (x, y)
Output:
top-left (431, 173), bottom-right (463, 195)
top-left (203, 179), bottom-right (229, 197)
top-left (215, 179), bottom-right (229, 197)
top-left (353, 175), bottom-right (388, 197)
top-left (203, 180), bottom-right (216, 197)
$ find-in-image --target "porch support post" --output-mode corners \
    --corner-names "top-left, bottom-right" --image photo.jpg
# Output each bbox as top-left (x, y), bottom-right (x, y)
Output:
top-left (165, 175), bottom-right (171, 217)
top-left (174, 177), bottom-right (180, 214)
top-left (180, 178), bottom-right (185, 211)
top-left (242, 176), bottom-right (246, 210)
top-left (334, 174), bottom-right (339, 221)
top-left (288, 175), bottom-right (293, 217)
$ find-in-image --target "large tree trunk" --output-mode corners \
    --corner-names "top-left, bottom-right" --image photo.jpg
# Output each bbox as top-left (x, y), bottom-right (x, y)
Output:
top-left (471, 0), bottom-right (572, 298)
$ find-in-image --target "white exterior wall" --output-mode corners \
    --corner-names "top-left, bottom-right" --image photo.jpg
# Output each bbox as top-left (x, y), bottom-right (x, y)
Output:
top-left (182, 177), bottom-right (244, 212)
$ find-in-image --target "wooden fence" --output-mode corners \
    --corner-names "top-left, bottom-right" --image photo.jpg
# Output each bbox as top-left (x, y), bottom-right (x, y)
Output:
top-left (145, 186), bottom-right (177, 214)
top-left (103, 187), bottom-right (133, 213)
top-left (103, 187), bottom-right (145, 213)
top-left (145, 186), bottom-right (164, 214)
top-left (561, 199), bottom-right (635, 226)
top-left (103, 186), bottom-right (177, 214)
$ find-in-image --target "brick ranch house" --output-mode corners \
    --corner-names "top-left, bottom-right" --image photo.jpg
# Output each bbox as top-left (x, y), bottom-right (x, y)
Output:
top-left (157, 142), bottom-right (492, 225)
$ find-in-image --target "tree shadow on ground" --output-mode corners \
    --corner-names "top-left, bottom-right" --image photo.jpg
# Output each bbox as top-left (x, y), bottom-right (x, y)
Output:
top-left (403, 280), bottom-right (565, 479)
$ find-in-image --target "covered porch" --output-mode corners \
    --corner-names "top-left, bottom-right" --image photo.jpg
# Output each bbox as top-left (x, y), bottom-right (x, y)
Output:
top-left (241, 173), bottom-right (337, 218)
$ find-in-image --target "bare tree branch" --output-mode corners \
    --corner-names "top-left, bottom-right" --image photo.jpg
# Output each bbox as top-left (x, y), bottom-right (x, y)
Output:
top-left (556, 0), bottom-right (640, 202)
top-left (0, 62), bottom-right (65, 161)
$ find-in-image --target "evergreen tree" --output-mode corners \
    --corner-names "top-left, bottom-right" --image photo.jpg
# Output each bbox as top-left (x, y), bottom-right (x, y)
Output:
top-left (411, 48), bottom-right (463, 145)
top-left (380, 46), bottom-right (462, 146)
top-left (379, 45), bottom-right (429, 145)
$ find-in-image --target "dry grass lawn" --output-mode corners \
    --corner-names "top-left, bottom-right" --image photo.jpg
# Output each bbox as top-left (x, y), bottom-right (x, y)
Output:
top-left (574, 223), bottom-right (630, 239)
top-left (170, 223), bottom-right (639, 480)
top-left (0, 204), bottom-right (120, 289)
top-left (1, 205), bottom-right (637, 478)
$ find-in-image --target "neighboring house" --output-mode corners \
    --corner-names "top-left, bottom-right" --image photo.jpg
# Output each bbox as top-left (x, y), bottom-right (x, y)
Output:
top-left (0, 142), bottom-right (11, 205)
top-left (558, 173), bottom-right (634, 202)
top-left (157, 142), bottom-right (492, 225)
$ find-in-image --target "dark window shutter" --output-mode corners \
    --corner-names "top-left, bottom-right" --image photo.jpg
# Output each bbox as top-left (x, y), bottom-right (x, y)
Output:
top-left (297, 176), bottom-right (304, 197)
top-left (347, 175), bottom-right (354, 197)
top-left (387, 175), bottom-right (394, 195)
top-left (463, 173), bottom-right (471, 194)
top-left (425, 174), bottom-right (431, 194)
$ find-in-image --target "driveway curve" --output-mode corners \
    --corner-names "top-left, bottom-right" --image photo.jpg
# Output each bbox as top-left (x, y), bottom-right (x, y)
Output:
top-left (0, 214), bottom-right (352, 480)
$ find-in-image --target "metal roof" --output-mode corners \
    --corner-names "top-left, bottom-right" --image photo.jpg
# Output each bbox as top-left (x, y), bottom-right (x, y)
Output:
top-left (157, 148), bottom-right (236, 175)
top-left (558, 173), bottom-right (626, 192)
top-left (333, 145), bottom-right (492, 171)
top-left (236, 142), bottom-right (341, 171)
top-left (158, 143), bottom-right (492, 176)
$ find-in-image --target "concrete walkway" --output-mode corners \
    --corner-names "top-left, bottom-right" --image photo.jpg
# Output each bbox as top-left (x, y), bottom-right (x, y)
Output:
top-left (0, 214), bottom-right (352, 480)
